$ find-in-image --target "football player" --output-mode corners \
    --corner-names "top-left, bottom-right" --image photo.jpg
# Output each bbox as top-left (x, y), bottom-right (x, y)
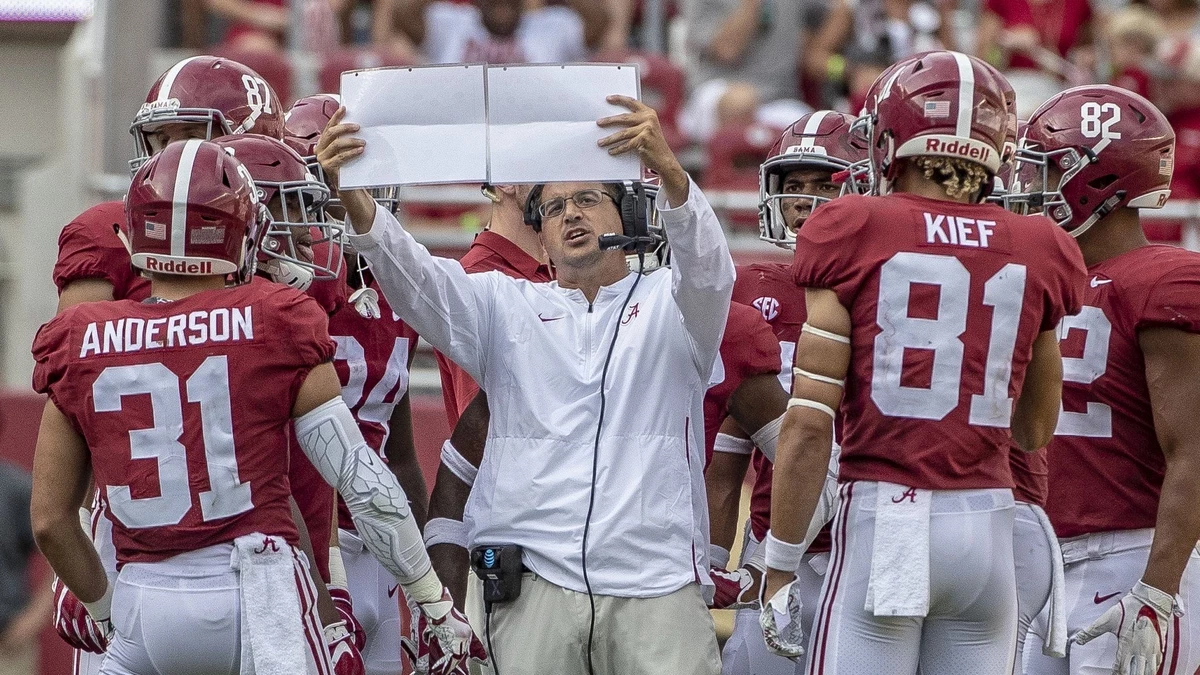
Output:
top-left (285, 100), bottom-right (432, 675)
top-left (55, 55), bottom-right (286, 311)
top-left (710, 111), bottom-right (866, 675)
top-left (761, 51), bottom-right (1086, 675)
top-left (1011, 86), bottom-right (1200, 675)
top-left (29, 140), bottom-right (485, 675)
top-left (48, 56), bottom-right (299, 675)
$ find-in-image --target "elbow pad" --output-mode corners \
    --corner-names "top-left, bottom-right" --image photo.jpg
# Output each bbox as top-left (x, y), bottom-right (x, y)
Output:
top-left (750, 415), bottom-right (783, 462)
top-left (295, 398), bottom-right (431, 585)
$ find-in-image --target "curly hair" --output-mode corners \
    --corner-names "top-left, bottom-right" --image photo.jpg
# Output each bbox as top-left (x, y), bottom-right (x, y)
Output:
top-left (914, 156), bottom-right (990, 200)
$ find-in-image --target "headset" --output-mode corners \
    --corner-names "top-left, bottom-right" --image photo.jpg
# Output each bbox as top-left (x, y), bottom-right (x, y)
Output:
top-left (523, 181), bottom-right (659, 253)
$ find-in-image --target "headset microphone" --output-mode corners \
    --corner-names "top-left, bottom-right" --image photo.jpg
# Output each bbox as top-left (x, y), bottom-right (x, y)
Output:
top-left (598, 234), bottom-right (657, 251)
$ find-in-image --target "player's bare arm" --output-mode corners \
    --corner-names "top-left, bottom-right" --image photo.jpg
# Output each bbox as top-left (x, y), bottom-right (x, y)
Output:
top-left (427, 392), bottom-right (489, 611)
top-left (56, 279), bottom-right (115, 313)
top-left (1010, 328), bottom-right (1064, 452)
top-left (706, 417), bottom-right (753, 554)
top-left (1139, 327), bottom-right (1200, 595)
top-left (386, 392), bottom-right (428, 528)
top-left (30, 400), bottom-right (109, 607)
top-left (763, 288), bottom-right (851, 602)
top-left (728, 372), bottom-right (789, 461)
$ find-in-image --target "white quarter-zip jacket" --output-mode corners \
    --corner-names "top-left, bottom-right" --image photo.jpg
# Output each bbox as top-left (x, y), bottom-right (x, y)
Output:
top-left (348, 179), bottom-right (735, 597)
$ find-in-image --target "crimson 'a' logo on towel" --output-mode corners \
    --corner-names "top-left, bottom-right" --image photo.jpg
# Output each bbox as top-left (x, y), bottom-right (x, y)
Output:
top-left (891, 488), bottom-right (918, 504)
top-left (255, 536), bottom-right (280, 554)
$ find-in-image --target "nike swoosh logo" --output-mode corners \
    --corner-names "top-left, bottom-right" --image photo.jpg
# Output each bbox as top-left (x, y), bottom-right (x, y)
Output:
top-left (538, 314), bottom-right (564, 322)
top-left (1090, 277), bottom-right (1113, 288)
top-left (387, 585), bottom-right (399, 598)
top-left (1094, 591), bottom-right (1121, 604)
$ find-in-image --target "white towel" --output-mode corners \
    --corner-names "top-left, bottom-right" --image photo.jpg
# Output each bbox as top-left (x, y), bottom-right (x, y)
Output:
top-left (1032, 505), bottom-right (1068, 658)
top-left (865, 482), bottom-right (931, 617)
top-left (231, 534), bottom-right (309, 675)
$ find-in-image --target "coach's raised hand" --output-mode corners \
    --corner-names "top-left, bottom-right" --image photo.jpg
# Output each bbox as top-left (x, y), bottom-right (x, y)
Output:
top-left (597, 95), bottom-right (689, 207)
top-left (316, 106), bottom-right (377, 234)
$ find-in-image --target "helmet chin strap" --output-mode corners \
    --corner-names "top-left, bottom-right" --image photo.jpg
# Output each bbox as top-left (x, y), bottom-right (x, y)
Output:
top-left (263, 258), bottom-right (314, 291)
top-left (1070, 190), bottom-right (1127, 239)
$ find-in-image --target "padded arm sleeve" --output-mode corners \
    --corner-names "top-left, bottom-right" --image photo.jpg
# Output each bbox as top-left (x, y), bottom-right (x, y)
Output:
top-left (295, 398), bottom-right (432, 586)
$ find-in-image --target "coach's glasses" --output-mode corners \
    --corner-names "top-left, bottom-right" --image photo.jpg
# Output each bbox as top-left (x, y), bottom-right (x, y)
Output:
top-left (538, 189), bottom-right (615, 219)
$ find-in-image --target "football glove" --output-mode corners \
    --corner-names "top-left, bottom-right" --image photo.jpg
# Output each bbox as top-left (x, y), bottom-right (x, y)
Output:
top-left (324, 620), bottom-right (366, 675)
top-left (1072, 580), bottom-right (1182, 675)
top-left (709, 565), bottom-right (761, 610)
top-left (329, 586), bottom-right (366, 651)
top-left (760, 580), bottom-right (806, 660)
top-left (52, 578), bottom-right (110, 654)
top-left (404, 589), bottom-right (488, 675)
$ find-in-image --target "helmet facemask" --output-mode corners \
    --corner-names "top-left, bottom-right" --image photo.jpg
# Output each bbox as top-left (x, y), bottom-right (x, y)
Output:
top-left (1006, 141), bottom-right (1084, 231)
top-left (759, 152), bottom-right (852, 249)
top-left (130, 109), bottom-right (232, 173)
top-left (256, 177), bottom-right (345, 290)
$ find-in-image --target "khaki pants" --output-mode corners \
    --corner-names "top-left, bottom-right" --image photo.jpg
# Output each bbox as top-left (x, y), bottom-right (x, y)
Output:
top-left (467, 574), bottom-right (720, 675)
top-left (0, 645), bottom-right (35, 675)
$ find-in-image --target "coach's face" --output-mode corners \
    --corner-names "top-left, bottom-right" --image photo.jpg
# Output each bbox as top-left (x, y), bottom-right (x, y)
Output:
top-left (538, 182), bottom-right (624, 271)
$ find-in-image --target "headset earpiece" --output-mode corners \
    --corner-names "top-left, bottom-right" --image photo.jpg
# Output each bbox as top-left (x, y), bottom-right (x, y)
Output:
top-left (523, 184), bottom-right (543, 232)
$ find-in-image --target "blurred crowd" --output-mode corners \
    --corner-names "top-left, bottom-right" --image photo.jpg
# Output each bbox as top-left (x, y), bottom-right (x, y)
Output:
top-left (169, 0), bottom-right (1200, 240)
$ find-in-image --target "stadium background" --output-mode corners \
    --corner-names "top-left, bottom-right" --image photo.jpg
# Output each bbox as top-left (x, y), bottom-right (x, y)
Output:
top-left (0, 0), bottom-right (1198, 671)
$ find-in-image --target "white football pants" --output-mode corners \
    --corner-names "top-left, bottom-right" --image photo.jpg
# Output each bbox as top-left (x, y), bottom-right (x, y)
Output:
top-left (806, 481), bottom-right (1018, 675)
top-left (721, 526), bottom-right (827, 675)
top-left (340, 529), bottom-right (404, 675)
top-left (1022, 529), bottom-right (1200, 675)
top-left (1013, 502), bottom-right (1055, 675)
top-left (98, 544), bottom-right (331, 675)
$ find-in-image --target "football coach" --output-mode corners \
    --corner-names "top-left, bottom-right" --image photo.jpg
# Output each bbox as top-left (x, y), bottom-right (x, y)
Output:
top-left (317, 95), bottom-right (732, 675)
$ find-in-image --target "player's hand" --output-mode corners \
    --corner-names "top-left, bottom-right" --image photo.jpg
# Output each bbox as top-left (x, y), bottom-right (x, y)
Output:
top-left (52, 578), bottom-right (110, 654)
top-left (329, 586), bottom-right (366, 651)
top-left (400, 597), bottom-right (429, 675)
top-left (597, 96), bottom-right (686, 196)
top-left (315, 106), bottom-right (365, 191)
top-left (1072, 580), bottom-right (1179, 675)
top-left (324, 620), bottom-right (366, 675)
top-left (709, 565), bottom-right (761, 610)
top-left (412, 588), bottom-right (489, 675)
top-left (760, 579), bottom-right (806, 660)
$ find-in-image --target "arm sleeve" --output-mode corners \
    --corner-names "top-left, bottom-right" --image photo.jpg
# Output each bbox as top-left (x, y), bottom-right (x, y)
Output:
top-left (743, 307), bottom-right (783, 379)
top-left (347, 205), bottom-right (493, 385)
top-left (1137, 256), bottom-right (1200, 334)
top-left (658, 177), bottom-right (737, 380)
top-left (790, 197), bottom-right (871, 308)
top-left (31, 314), bottom-right (72, 404)
top-left (294, 397), bottom-right (432, 586)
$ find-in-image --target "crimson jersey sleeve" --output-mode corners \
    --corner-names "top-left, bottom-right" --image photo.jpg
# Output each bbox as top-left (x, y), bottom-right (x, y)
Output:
top-left (1135, 252), bottom-right (1200, 333)
top-left (1041, 223), bottom-right (1087, 331)
top-left (790, 196), bottom-right (873, 307)
top-left (53, 201), bottom-right (148, 301)
top-left (277, 286), bottom-right (338, 402)
top-left (31, 311), bottom-right (76, 416)
top-left (702, 302), bottom-right (782, 463)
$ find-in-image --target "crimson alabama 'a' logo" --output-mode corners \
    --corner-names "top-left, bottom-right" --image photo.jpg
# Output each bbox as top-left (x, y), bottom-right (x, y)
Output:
top-left (622, 303), bottom-right (640, 325)
top-left (752, 296), bottom-right (780, 322)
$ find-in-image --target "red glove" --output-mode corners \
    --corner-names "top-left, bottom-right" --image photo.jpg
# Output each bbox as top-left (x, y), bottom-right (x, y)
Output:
top-left (400, 599), bottom-right (429, 675)
top-left (324, 621), bottom-right (365, 675)
top-left (329, 586), bottom-right (365, 650)
top-left (403, 590), bottom-right (489, 675)
top-left (709, 566), bottom-right (761, 610)
top-left (52, 578), bottom-right (110, 654)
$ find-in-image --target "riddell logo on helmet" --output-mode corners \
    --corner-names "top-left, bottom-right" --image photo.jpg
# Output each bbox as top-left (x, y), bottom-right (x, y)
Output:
top-left (143, 257), bottom-right (213, 274)
top-left (924, 138), bottom-right (993, 163)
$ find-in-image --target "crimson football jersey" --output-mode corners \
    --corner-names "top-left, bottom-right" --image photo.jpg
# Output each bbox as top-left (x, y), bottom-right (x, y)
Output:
top-left (731, 263), bottom-right (832, 551)
top-left (435, 231), bottom-right (552, 427)
top-left (702, 301), bottom-right (781, 466)
top-left (53, 201), bottom-right (150, 302)
top-left (32, 282), bottom-right (335, 564)
top-left (1046, 245), bottom-right (1200, 538)
top-left (330, 282), bottom-right (419, 531)
top-left (792, 193), bottom-right (1085, 490)
top-left (1009, 445), bottom-right (1048, 505)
